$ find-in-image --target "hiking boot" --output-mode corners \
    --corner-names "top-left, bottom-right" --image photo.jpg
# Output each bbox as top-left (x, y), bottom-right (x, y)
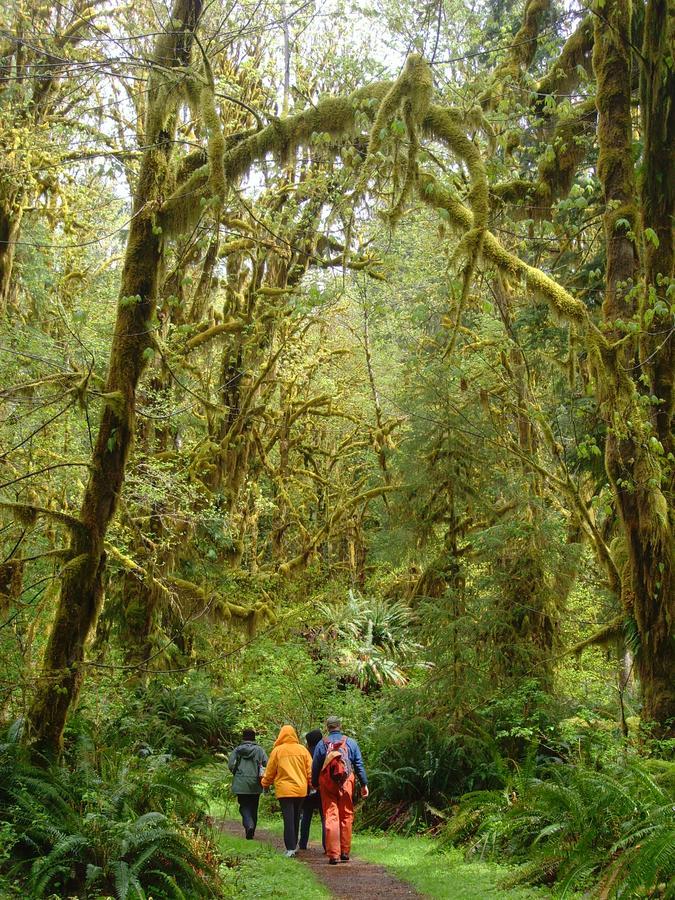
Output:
top-left (245, 828), bottom-right (255, 840)
top-left (284, 849), bottom-right (296, 858)
top-left (340, 854), bottom-right (350, 862)
top-left (328, 858), bottom-right (339, 865)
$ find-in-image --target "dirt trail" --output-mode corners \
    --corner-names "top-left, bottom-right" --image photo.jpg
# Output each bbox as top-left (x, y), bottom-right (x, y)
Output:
top-left (217, 819), bottom-right (426, 899)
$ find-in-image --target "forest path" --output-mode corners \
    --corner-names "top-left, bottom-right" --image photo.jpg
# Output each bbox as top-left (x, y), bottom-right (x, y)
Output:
top-left (216, 819), bottom-right (425, 899)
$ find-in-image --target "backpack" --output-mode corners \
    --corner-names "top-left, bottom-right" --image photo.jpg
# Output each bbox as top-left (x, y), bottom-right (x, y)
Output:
top-left (321, 737), bottom-right (352, 787)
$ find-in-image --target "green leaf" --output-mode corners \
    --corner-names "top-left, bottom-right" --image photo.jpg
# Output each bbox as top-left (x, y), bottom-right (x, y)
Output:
top-left (644, 227), bottom-right (660, 248)
top-left (649, 436), bottom-right (664, 455)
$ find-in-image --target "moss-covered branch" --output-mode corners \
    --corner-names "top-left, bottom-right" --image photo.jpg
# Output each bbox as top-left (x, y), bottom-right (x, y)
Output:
top-left (492, 96), bottom-right (597, 218)
top-left (481, 0), bottom-right (553, 109)
top-left (0, 501), bottom-right (84, 532)
top-left (571, 617), bottom-right (624, 655)
top-left (534, 16), bottom-right (594, 107)
top-left (417, 172), bottom-right (590, 327)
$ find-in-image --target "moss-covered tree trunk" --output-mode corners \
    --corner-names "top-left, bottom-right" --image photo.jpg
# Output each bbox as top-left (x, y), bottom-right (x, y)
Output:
top-left (26, 0), bottom-right (203, 756)
top-left (0, 199), bottom-right (22, 314)
top-left (593, 0), bottom-right (674, 736)
top-left (634, 0), bottom-right (674, 735)
top-left (640, 0), bottom-right (674, 457)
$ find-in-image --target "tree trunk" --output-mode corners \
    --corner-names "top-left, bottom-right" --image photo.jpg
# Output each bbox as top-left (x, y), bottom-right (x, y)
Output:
top-left (639, 0), bottom-right (674, 457)
top-left (635, 0), bottom-right (675, 734)
top-left (26, 0), bottom-right (203, 756)
top-left (0, 200), bottom-right (22, 314)
top-left (593, 0), bottom-right (674, 737)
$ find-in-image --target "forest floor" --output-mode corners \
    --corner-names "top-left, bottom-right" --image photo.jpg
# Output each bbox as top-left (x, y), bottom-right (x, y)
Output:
top-left (215, 817), bottom-right (552, 899)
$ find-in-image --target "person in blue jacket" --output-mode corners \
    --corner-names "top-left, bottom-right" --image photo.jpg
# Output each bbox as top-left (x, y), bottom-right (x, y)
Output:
top-left (311, 715), bottom-right (368, 864)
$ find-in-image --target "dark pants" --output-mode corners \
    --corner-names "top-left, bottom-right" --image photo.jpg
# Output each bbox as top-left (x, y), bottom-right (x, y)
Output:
top-left (279, 796), bottom-right (304, 851)
top-left (237, 793), bottom-right (260, 836)
top-left (299, 791), bottom-right (325, 850)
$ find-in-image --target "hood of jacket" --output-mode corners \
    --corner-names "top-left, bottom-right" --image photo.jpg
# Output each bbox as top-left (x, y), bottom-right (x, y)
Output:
top-left (305, 729), bottom-right (323, 753)
top-left (274, 725), bottom-right (299, 747)
top-left (235, 741), bottom-right (260, 759)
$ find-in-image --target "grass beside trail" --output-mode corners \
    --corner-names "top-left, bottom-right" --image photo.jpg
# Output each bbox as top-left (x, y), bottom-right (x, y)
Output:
top-left (215, 827), bottom-right (330, 899)
top-left (354, 831), bottom-right (553, 899)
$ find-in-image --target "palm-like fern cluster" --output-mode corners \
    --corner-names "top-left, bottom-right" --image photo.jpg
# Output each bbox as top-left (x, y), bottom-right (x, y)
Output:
top-left (318, 591), bottom-right (424, 691)
top-left (0, 740), bottom-right (219, 898)
top-left (443, 758), bottom-right (675, 897)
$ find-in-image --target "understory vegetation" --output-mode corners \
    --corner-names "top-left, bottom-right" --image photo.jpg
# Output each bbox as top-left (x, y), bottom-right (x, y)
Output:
top-left (0, 0), bottom-right (673, 895)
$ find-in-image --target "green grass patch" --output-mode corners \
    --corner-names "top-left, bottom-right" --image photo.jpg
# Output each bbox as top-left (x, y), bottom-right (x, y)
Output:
top-left (353, 832), bottom-right (554, 899)
top-left (215, 827), bottom-right (330, 899)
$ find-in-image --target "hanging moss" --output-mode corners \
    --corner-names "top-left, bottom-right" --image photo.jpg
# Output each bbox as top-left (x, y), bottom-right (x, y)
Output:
top-left (482, 0), bottom-right (552, 109)
top-left (158, 83), bottom-right (390, 236)
top-left (534, 17), bottom-right (594, 108)
top-left (364, 54), bottom-right (432, 163)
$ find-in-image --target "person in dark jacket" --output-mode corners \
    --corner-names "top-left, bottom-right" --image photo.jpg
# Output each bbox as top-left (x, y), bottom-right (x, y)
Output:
top-left (311, 715), bottom-right (368, 864)
top-left (228, 728), bottom-right (268, 839)
top-left (298, 729), bottom-right (325, 851)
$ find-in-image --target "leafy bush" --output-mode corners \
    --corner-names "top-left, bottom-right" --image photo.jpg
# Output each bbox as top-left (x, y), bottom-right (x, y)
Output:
top-left (147, 681), bottom-right (239, 758)
top-left (360, 714), bottom-right (504, 832)
top-left (92, 678), bottom-right (240, 761)
top-left (443, 758), bottom-right (675, 897)
top-left (0, 740), bottom-right (220, 899)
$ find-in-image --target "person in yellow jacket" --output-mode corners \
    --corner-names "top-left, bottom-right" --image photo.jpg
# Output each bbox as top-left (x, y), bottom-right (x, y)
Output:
top-left (261, 725), bottom-right (312, 856)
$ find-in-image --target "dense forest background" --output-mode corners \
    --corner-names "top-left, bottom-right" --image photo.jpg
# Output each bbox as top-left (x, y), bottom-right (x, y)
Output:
top-left (0, 0), bottom-right (673, 895)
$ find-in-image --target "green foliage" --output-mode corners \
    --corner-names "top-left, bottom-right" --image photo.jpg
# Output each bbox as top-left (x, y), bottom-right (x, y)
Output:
top-left (360, 707), bottom-right (508, 832)
top-left (0, 739), bottom-right (219, 898)
top-left (81, 677), bottom-right (240, 762)
top-left (144, 681), bottom-right (240, 759)
top-left (444, 758), bottom-right (675, 897)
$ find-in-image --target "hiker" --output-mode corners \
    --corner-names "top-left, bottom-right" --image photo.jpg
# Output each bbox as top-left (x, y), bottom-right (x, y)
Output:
top-left (228, 727), bottom-right (268, 840)
top-left (261, 724), bottom-right (312, 857)
top-left (298, 729), bottom-right (325, 851)
top-left (311, 715), bottom-right (369, 865)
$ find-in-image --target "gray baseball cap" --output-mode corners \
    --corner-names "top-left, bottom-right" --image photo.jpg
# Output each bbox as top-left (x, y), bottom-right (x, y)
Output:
top-left (326, 715), bottom-right (342, 730)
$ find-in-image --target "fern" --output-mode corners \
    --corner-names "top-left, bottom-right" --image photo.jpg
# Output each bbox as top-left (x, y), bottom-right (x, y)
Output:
top-left (445, 757), bottom-right (675, 897)
top-left (0, 740), bottom-right (219, 899)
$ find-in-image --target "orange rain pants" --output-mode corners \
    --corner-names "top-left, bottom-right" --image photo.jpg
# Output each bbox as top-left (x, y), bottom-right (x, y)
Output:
top-left (320, 773), bottom-right (355, 860)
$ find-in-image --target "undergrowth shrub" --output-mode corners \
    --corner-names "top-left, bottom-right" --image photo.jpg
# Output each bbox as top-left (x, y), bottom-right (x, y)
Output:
top-left (442, 758), bottom-right (675, 898)
top-left (361, 714), bottom-right (504, 832)
top-left (90, 677), bottom-right (240, 761)
top-left (0, 738), bottom-right (220, 899)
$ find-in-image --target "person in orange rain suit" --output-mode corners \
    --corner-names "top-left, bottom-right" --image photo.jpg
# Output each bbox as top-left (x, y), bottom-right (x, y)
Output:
top-left (261, 725), bottom-right (312, 857)
top-left (311, 715), bottom-right (369, 865)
